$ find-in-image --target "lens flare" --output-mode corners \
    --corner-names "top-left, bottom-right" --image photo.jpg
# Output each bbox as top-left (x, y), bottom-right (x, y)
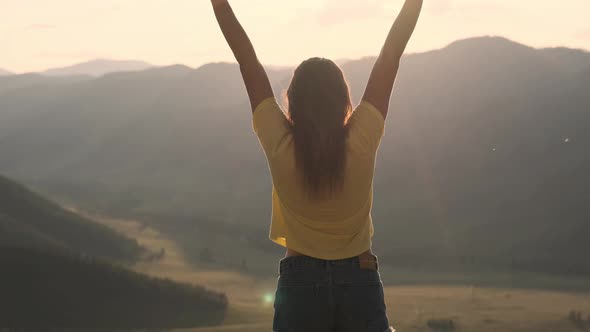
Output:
top-left (263, 293), bottom-right (274, 306)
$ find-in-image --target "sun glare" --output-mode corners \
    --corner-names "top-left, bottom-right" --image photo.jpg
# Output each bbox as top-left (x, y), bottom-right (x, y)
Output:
top-left (263, 292), bottom-right (275, 306)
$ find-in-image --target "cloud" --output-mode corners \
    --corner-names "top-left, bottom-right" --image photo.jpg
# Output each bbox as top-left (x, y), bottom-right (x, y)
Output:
top-left (426, 0), bottom-right (454, 14)
top-left (313, 0), bottom-right (510, 25)
top-left (425, 1), bottom-right (509, 15)
top-left (574, 27), bottom-right (590, 40)
top-left (458, 2), bottom-right (509, 14)
top-left (25, 24), bottom-right (57, 30)
top-left (316, 0), bottom-right (388, 26)
top-left (34, 51), bottom-right (109, 59)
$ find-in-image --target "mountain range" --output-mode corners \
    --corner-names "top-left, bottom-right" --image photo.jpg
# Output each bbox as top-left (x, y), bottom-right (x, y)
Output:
top-left (1, 36), bottom-right (589, 277)
top-left (42, 59), bottom-right (153, 77)
top-left (0, 59), bottom-right (153, 78)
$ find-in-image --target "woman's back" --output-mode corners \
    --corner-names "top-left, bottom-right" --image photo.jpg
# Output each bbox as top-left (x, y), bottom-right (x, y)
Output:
top-left (253, 98), bottom-right (385, 259)
top-left (211, 0), bottom-right (422, 330)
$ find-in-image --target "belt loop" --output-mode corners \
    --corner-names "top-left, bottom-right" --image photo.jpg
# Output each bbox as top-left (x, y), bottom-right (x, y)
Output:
top-left (359, 255), bottom-right (378, 270)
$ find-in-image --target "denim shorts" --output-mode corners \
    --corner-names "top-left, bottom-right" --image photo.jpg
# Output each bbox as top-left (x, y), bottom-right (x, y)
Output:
top-left (272, 254), bottom-right (394, 332)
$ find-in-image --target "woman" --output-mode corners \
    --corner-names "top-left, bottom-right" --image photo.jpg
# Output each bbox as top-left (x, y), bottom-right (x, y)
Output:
top-left (211, 0), bottom-right (423, 331)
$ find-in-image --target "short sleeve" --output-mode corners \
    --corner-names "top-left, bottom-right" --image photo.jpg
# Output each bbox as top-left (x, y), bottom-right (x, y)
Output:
top-left (348, 100), bottom-right (385, 154)
top-left (252, 97), bottom-right (291, 157)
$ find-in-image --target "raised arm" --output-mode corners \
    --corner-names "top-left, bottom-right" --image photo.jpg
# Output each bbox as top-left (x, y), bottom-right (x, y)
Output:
top-left (211, 0), bottom-right (274, 111)
top-left (362, 0), bottom-right (423, 119)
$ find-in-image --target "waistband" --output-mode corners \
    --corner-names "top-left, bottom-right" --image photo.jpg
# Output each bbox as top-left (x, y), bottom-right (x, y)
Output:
top-left (279, 253), bottom-right (379, 275)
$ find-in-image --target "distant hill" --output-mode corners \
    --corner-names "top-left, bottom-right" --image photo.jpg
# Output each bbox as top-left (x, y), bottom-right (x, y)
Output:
top-left (0, 69), bottom-right (12, 76)
top-left (43, 59), bottom-right (153, 77)
top-left (0, 175), bottom-right (144, 263)
top-left (1, 36), bottom-right (589, 277)
top-left (0, 246), bottom-right (227, 328)
top-left (0, 175), bottom-right (227, 327)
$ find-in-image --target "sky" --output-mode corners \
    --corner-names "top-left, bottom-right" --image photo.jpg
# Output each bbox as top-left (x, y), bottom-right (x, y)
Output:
top-left (1, 0), bottom-right (590, 73)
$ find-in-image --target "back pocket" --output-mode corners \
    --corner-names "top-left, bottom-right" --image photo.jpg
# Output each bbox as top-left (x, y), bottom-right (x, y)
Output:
top-left (273, 284), bottom-right (331, 332)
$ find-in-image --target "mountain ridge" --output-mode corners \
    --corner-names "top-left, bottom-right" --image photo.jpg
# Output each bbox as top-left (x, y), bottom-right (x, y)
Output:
top-left (0, 174), bottom-right (145, 263)
top-left (4, 36), bottom-right (588, 78)
top-left (1, 246), bottom-right (227, 328)
top-left (0, 174), bottom-right (228, 327)
top-left (1, 36), bottom-right (589, 277)
top-left (42, 59), bottom-right (154, 77)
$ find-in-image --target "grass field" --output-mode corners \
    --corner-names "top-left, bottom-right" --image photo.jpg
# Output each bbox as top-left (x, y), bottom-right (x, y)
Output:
top-left (95, 216), bottom-right (590, 332)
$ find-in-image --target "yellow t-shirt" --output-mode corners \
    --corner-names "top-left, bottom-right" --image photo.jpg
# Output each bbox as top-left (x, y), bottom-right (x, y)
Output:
top-left (252, 97), bottom-right (385, 260)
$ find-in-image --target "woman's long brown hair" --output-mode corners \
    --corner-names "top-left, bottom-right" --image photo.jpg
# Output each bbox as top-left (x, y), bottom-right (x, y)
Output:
top-left (286, 58), bottom-right (353, 198)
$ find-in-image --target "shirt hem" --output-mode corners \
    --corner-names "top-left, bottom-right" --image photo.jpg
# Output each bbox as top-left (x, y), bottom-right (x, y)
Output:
top-left (269, 236), bottom-right (372, 261)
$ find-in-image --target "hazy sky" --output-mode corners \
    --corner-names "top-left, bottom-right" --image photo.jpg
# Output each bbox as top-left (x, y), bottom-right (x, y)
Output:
top-left (2, 0), bottom-right (589, 73)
